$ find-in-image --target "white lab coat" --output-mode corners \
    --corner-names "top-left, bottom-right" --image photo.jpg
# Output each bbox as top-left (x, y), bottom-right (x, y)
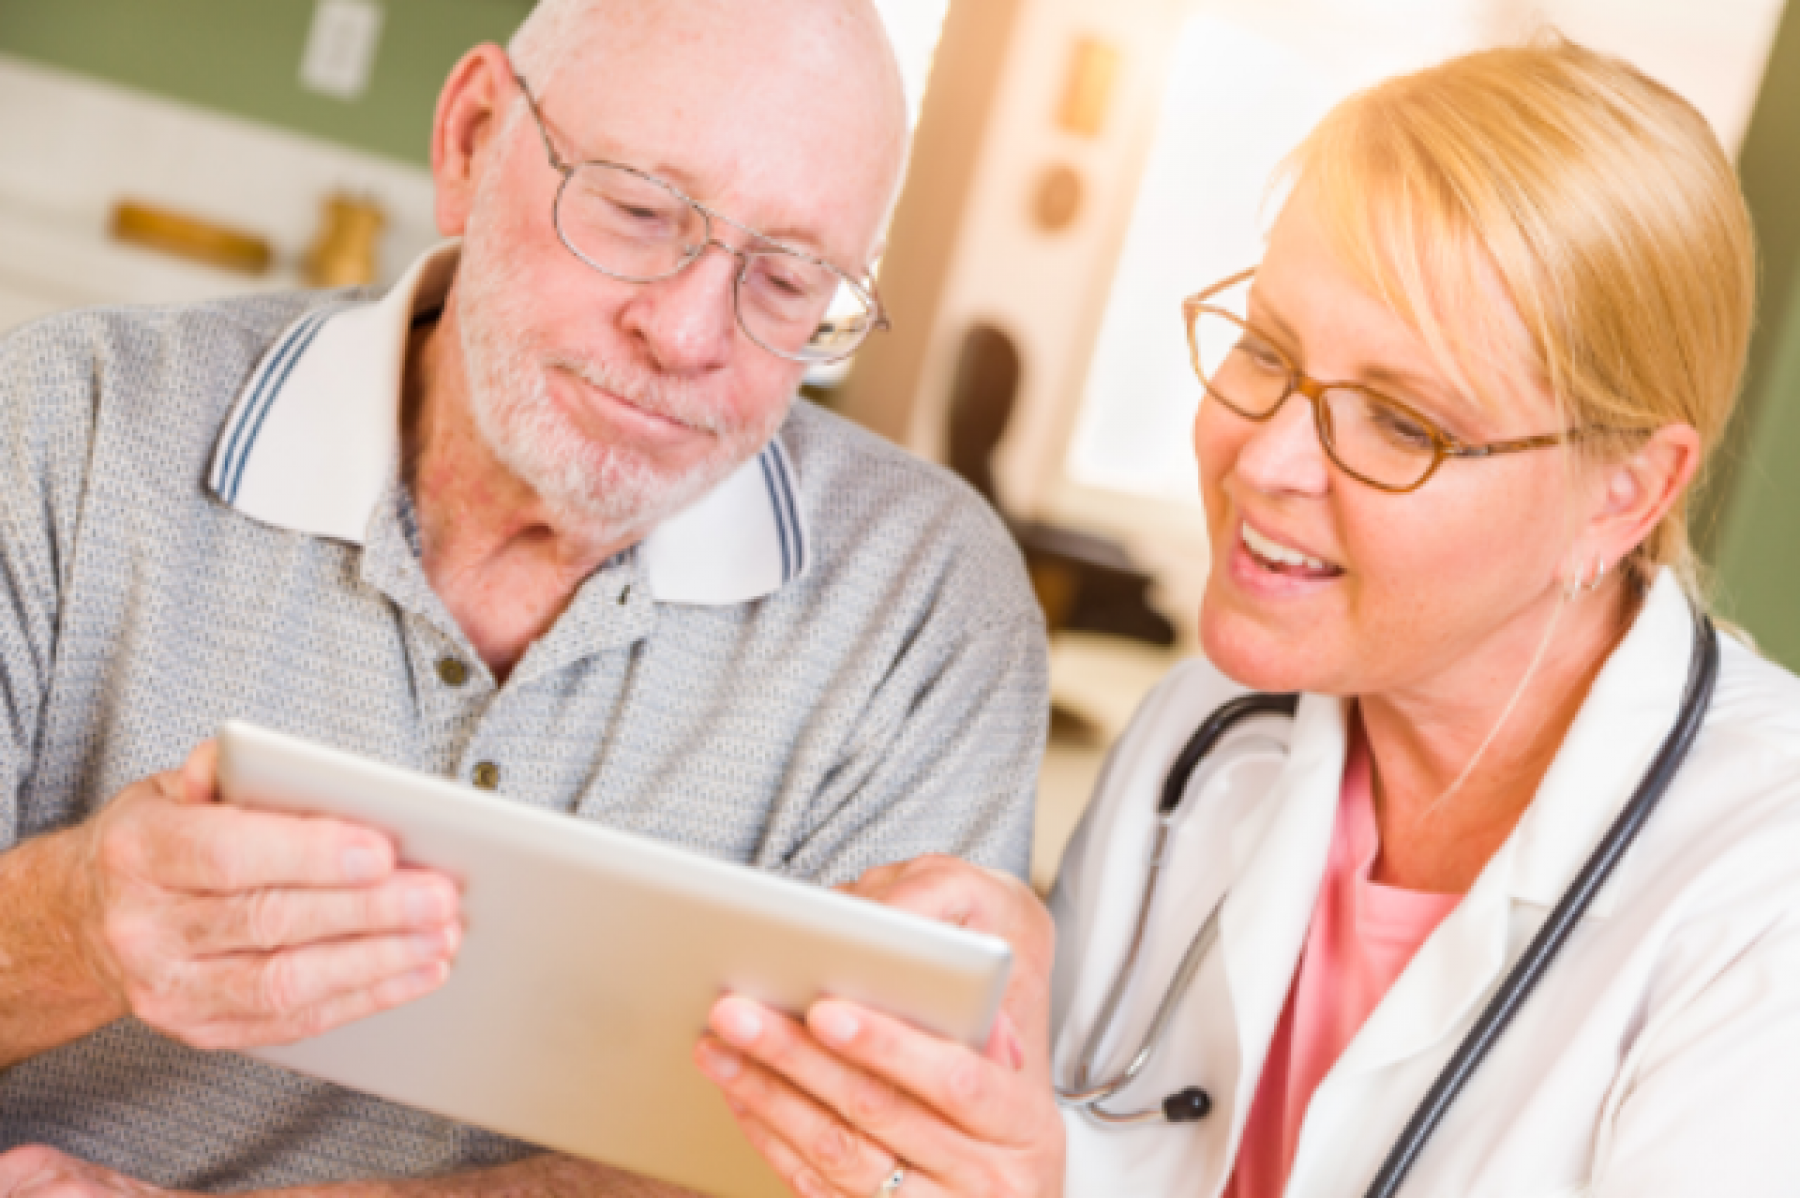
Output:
top-left (1049, 573), bottom-right (1800, 1197)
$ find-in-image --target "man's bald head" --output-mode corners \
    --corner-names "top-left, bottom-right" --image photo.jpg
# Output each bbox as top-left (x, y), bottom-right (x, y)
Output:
top-left (506, 0), bottom-right (908, 254)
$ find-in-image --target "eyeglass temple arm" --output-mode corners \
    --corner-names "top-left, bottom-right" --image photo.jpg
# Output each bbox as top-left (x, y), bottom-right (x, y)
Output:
top-left (511, 71), bottom-right (570, 173)
top-left (863, 276), bottom-right (892, 331)
top-left (1189, 265), bottom-right (1259, 307)
top-left (1441, 432), bottom-right (1572, 459)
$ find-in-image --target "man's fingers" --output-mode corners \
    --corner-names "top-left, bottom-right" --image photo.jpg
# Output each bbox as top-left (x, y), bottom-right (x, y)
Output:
top-left (129, 804), bottom-right (394, 893)
top-left (0, 1145), bottom-right (63, 1190)
top-left (177, 741), bottom-right (219, 806)
top-left (177, 867), bottom-right (459, 954)
top-left (137, 925), bottom-right (459, 1040)
top-left (182, 960), bottom-right (452, 1051)
top-left (804, 1000), bottom-right (1046, 1147)
top-left (0, 1146), bottom-right (168, 1197)
top-left (208, 924), bottom-right (460, 1016)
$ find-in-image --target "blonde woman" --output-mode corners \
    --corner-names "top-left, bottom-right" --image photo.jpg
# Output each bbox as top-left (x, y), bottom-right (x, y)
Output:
top-left (692, 38), bottom-right (1800, 1197)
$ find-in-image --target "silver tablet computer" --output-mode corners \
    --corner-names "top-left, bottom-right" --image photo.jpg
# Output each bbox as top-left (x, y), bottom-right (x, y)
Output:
top-left (216, 721), bottom-right (1012, 1198)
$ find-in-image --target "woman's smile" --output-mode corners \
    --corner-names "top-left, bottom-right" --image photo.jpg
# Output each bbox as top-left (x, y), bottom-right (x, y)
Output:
top-left (1239, 519), bottom-right (1342, 577)
top-left (1226, 515), bottom-right (1346, 604)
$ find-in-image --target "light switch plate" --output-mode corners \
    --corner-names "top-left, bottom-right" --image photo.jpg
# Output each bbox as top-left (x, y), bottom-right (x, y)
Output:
top-left (300, 0), bottom-right (386, 101)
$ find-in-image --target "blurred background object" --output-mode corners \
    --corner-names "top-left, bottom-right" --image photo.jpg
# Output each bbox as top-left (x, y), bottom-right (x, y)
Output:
top-left (4, 0), bottom-right (1800, 886)
top-left (944, 319), bottom-right (1176, 648)
top-left (0, 0), bottom-right (528, 327)
top-left (304, 192), bottom-right (386, 287)
top-left (111, 200), bottom-right (273, 275)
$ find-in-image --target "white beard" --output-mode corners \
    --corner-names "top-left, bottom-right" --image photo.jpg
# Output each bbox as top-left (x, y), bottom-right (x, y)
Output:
top-left (454, 174), bottom-right (786, 544)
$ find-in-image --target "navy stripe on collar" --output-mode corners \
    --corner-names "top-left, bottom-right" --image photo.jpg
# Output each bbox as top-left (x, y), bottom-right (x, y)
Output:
top-left (210, 305), bottom-right (344, 502)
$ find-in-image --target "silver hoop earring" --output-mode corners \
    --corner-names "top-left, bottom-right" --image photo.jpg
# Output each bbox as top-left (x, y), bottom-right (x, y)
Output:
top-left (1563, 554), bottom-right (1608, 600)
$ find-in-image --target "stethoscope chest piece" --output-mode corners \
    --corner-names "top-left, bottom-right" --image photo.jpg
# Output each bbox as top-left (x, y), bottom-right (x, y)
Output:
top-left (1162, 1087), bottom-right (1213, 1123)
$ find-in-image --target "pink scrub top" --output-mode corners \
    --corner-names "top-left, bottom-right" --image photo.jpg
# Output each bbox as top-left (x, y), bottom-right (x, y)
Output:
top-left (1224, 722), bottom-right (1462, 1198)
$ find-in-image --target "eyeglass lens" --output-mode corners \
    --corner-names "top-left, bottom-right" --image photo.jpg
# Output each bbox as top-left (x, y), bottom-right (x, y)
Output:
top-left (555, 162), bottom-right (877, 362)
top-left (1190, 309), bottom-right (1441, 489)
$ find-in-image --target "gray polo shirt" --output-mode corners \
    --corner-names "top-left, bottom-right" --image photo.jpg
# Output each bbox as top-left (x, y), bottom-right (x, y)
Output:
top-left (0, 245), bottom-right (1047, 1190)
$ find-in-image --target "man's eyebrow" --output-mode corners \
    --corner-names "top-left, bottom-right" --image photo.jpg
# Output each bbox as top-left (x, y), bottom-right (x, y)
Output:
top-left (586, 146), bottom-right (847, 264)
top-left (545, 98), bottom-right (858, 269)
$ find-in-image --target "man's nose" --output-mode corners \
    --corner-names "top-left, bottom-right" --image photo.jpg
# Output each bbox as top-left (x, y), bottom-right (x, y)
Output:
top-left (618, 243), bottom-right (740, 374)
top-left (1234, 393), bottom-right (1332, 496)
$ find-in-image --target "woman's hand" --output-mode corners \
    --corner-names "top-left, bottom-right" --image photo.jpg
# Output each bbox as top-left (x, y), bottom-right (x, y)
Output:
top-left (694, 855), bottom-right (1065, 1198)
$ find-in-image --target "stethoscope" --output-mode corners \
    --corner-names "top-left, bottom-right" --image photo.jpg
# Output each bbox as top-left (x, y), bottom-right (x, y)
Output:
top-left (1055, 601), bottom-right (1720, 1198)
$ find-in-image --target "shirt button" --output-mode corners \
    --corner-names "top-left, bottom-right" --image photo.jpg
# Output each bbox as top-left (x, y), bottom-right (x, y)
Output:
top-left (436, 657), bottom-right (470, 687)
top-left (471, 761), bottom-right (501, 790)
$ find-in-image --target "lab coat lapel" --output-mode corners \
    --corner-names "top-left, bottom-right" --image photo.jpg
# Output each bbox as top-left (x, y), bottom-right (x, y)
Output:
top-left (1328, 575), bottom-right (1697, 1081)
top-left (1508, 574), bottom-right (1695, 913)
top-left (1324, 848), bottom-right (1514, 1080)
top-left (1218, 693), bottom-right (1347, 1136)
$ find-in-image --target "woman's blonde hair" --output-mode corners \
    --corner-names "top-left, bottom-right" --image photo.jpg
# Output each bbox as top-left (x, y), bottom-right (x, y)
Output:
top-left (1280, 35), bottom-right (1755, 600)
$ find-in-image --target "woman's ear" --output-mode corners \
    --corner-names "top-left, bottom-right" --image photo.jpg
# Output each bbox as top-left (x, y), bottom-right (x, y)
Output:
top-left (430, 43), bottom-right (515, 238)
top-left (1582, 423), bottom-right (1702, 570)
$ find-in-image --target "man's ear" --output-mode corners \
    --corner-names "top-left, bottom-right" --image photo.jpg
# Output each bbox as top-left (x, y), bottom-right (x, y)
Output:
top-left (431, 43), bottom-right (515, 238)
top-left (1582, 422), bottom-right (1702, 569)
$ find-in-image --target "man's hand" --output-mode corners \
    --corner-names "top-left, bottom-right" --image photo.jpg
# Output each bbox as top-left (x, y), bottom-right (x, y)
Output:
top-left (77, 740), bottom-right (464, 1050)
top-left (0, 740), bottom-right (462, 1063)
top-left (0, 1146), bottom-right (176, 1197)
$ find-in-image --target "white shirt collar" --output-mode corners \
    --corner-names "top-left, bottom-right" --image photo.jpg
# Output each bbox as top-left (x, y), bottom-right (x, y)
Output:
top-left (207, 242), bottom-right (810, 606)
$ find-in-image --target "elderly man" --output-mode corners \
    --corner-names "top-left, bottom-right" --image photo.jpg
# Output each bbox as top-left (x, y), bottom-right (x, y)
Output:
top-left (0, 1), bottom-right (1046, 1194)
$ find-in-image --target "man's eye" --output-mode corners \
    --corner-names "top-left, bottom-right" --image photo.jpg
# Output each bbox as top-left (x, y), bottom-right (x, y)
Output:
top-left (749, 259), bottom-right (830, 306)
top-left (758, 269), bottom-right (809, 300)
top-left (604, 197), bottom-right (676, 230)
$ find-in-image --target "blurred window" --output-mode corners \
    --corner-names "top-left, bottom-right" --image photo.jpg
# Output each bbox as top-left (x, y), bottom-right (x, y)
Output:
top-left (1066, 0), bottom-right (1784, 505)
top-left (873, 0), bottom-right (953, 130)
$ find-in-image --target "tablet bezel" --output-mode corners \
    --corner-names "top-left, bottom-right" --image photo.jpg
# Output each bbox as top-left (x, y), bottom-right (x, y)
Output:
top-left (216, 719), bottom-right (1012, 1198)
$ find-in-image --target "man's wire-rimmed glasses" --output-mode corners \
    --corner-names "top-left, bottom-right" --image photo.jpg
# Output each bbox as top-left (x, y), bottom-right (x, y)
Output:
top-left (513, 72), bottom-right (889, 365)
top-left (1183, 267), bottom-right (1580, 493)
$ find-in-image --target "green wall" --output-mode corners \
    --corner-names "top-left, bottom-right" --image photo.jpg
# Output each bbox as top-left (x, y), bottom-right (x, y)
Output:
top-left (0, 0), bottom-right (533, 166)
top-left (1709, 0), bottom-right (1800, 666)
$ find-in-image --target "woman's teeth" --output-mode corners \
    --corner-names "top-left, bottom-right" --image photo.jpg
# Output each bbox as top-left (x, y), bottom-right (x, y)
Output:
top-left (1242, 523), bottom-right (1333, 573)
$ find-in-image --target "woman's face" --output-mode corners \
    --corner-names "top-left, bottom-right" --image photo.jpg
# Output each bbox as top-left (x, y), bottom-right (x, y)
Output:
top-left (1196, 199), bottom-right (1591, 699)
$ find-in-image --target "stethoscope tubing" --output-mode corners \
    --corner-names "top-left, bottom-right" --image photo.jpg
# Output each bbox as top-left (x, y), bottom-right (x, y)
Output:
top-left (1361, 607), bottom-right (1719, 1198)
top-left (1056, 693), bottom-right (1298, 1120)
top-left (1056, 602), bottom-right (1720, 1198)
